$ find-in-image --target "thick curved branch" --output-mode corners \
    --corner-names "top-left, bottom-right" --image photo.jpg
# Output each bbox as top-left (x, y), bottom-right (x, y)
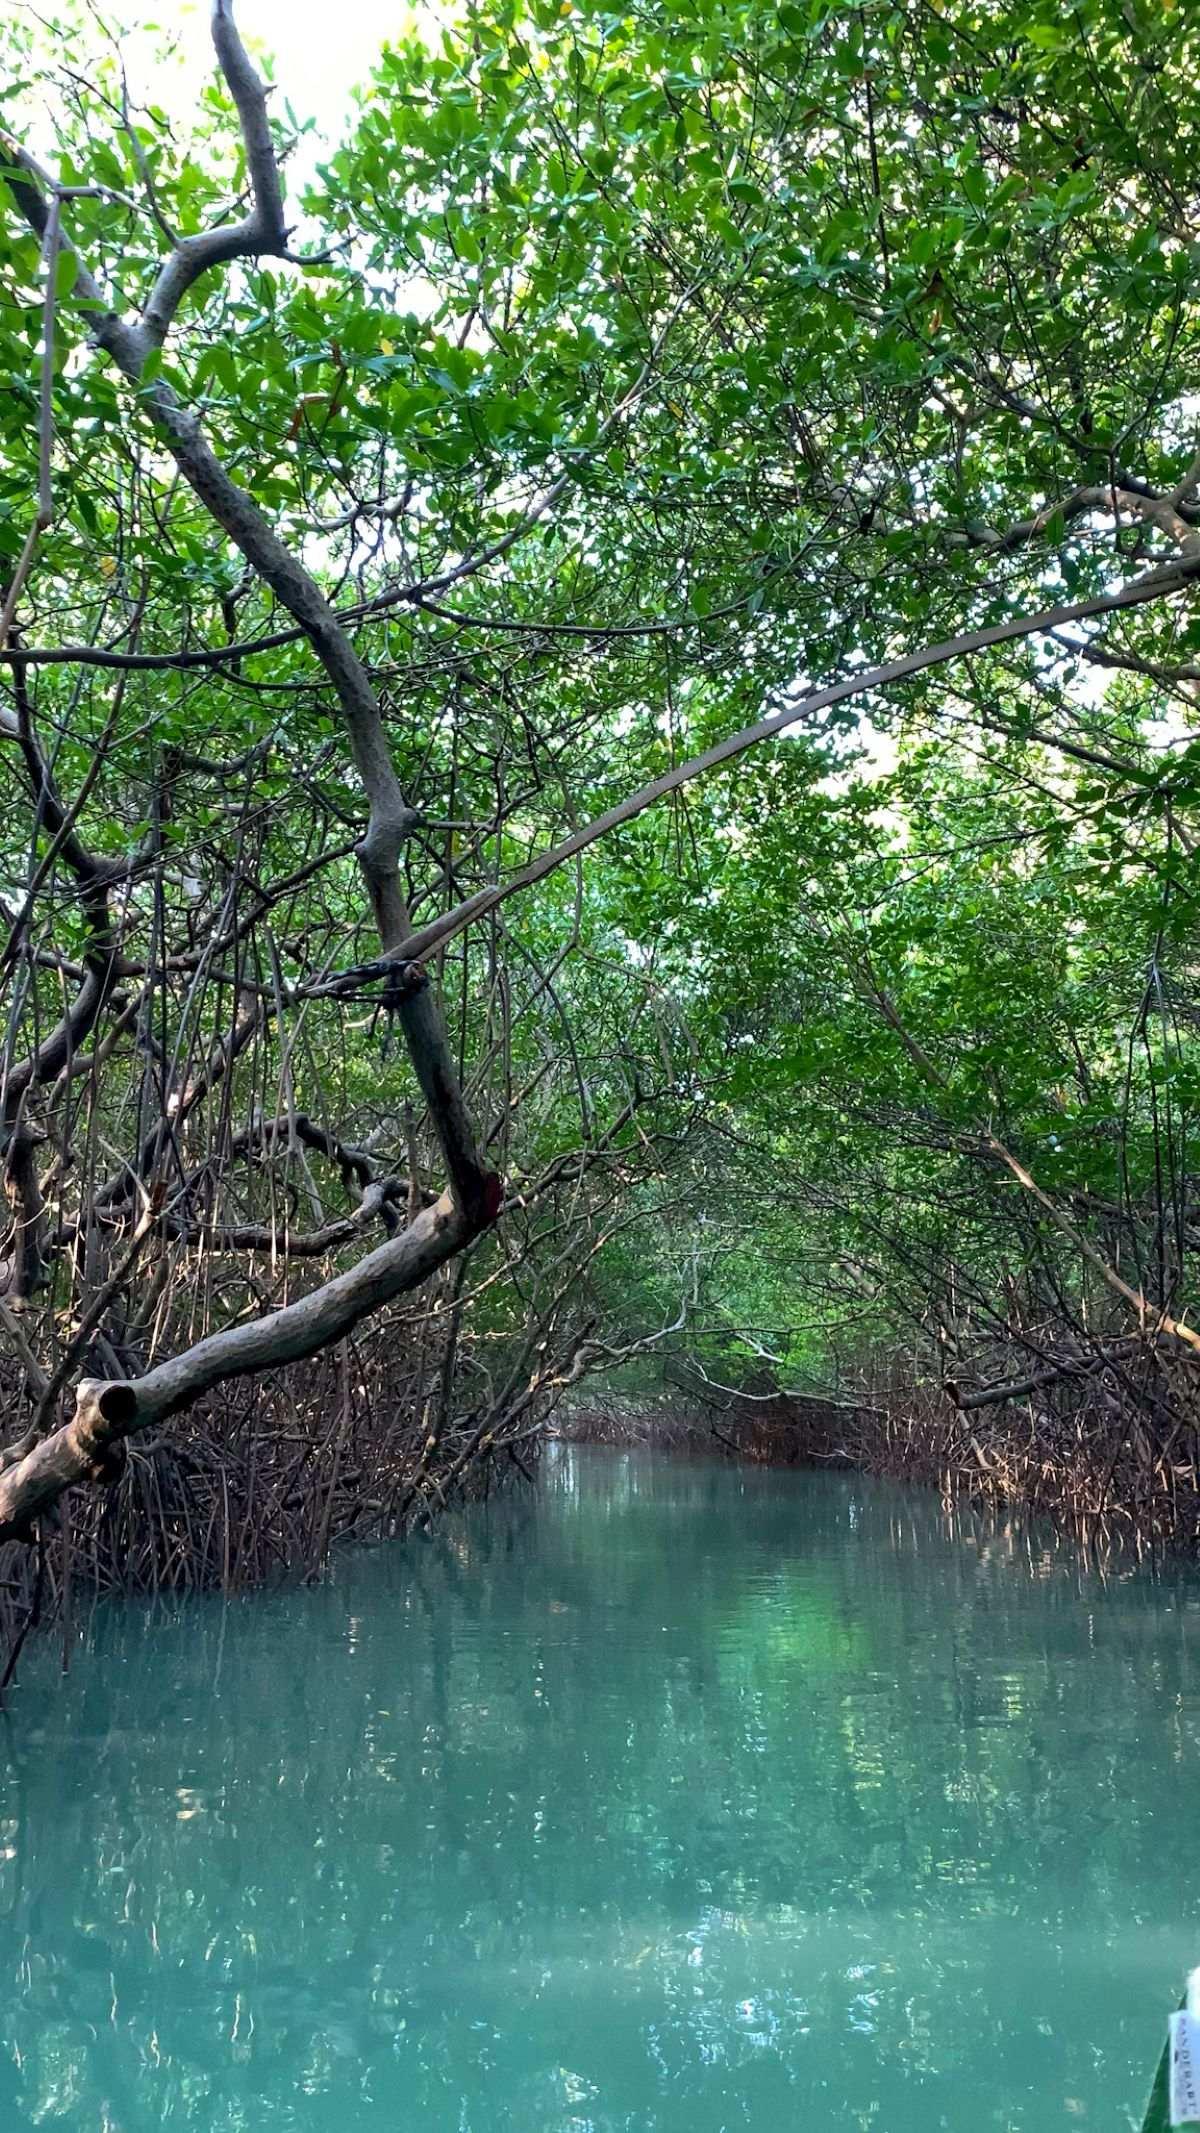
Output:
top-left (139, 0), bottom-right (289, 348)
top-left (0, 1188), bottom-right (495, 1542)
top-left (2, 137), bottom-right (414, 943)
top-left (3, 16), bottom-right (492, 1216)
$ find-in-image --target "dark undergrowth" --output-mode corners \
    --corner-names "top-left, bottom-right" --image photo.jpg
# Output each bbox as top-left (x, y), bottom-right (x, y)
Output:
top-left (10, 1320), bottom-right (1194, 1692)
top-left (565, 1337), bottom-right (1200, 1561)
top-left (0, 1328), bottom-right (542, 1690)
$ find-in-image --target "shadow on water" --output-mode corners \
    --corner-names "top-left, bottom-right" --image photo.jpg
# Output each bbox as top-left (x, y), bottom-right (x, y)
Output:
top-left (1, 1446), bottom-right (1197, 2130)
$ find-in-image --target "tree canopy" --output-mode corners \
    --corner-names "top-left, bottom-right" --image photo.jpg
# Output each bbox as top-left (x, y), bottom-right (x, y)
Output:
top-left (0, 0), bottom-right (1198, 1587)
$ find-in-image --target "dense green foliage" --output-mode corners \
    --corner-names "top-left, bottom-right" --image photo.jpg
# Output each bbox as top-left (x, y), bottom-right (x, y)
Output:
top-left (0, 0), bottom-right (1199, 1559)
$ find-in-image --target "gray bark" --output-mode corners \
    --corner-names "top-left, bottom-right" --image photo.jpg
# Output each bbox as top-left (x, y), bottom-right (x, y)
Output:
top-left (0, 2), bottom-right (499, 1549)
top-left (0, 1191), bottom-right (475, 1541)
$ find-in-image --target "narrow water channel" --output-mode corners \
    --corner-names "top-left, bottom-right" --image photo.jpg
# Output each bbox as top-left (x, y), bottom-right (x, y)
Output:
top-left (2, 1448), bottom-right (1197, 2129)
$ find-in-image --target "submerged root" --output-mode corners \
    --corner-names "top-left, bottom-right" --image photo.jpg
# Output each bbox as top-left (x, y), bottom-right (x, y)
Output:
top-left (0, 1331), bottom-right (544, 1667)
top-left (565, 1334), bottom-right (1200, 1561)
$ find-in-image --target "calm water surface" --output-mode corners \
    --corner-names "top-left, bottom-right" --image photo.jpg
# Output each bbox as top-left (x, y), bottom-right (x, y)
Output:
top-left (2, 1449), bottom-right (1199, 2130)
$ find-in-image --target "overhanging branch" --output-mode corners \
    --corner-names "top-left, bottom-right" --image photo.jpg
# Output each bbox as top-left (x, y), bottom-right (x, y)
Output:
top-left (0, 1189), bottom-right (483, 1543)
top-left (311, 557), bottom-right (1200, 992)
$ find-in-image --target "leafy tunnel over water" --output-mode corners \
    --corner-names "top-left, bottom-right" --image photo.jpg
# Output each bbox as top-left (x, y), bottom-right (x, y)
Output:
top-left (2, 1448), bottom-right (1197, 2130)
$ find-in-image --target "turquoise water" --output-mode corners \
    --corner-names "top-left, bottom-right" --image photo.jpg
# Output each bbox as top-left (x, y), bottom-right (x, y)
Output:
top-left (2, 1449), bottom-right (1198, 2130)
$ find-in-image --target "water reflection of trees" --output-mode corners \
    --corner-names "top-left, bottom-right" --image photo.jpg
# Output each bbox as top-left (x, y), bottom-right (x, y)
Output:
top-left (2, 1453), bottom-right (1198, 2128)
